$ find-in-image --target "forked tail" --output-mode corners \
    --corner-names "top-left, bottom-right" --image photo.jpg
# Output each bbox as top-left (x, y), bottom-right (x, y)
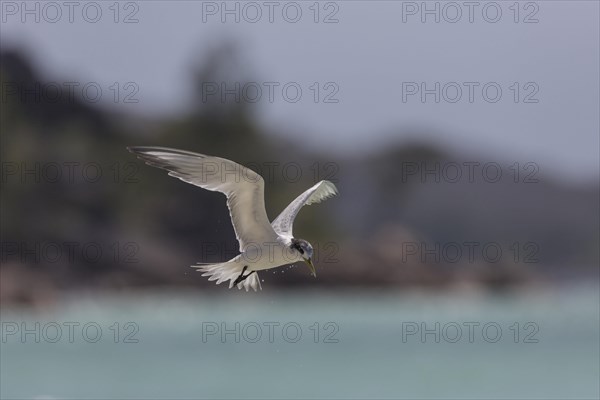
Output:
top-left (192, 261), bottom-right (262, 291)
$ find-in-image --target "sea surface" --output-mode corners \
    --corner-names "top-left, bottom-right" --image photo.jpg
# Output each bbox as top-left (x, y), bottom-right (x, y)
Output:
top-left (1, 284), bottom-right (599, 399)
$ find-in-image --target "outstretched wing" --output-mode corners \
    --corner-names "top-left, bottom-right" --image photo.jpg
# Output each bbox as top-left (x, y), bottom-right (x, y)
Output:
top-left (128, 147), bottom-right (279, 251)
top-left (271, 180), bottom-right (338, 240)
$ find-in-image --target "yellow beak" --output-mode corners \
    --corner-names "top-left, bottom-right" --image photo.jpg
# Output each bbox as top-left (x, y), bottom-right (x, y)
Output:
top-left (304, 258), bottom-right (316, 277)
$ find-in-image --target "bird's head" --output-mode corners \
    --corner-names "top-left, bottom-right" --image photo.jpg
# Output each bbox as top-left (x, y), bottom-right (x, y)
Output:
top-left (290, 238), bottom-right (316, 277)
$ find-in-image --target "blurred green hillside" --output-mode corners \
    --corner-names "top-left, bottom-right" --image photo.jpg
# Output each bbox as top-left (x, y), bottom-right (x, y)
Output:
top-left (1, 49), bottom-right (598, 307)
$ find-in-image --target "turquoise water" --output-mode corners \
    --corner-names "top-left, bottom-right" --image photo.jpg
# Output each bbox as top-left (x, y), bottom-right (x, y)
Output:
top-left (1, 285), bottom-right (598, 399)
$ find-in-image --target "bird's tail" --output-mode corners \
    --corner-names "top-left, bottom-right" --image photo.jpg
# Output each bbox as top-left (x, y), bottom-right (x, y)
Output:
top-left (192, 261), bottom-right (262, 292)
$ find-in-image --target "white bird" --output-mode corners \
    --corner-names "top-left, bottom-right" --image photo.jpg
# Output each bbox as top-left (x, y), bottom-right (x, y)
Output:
top-left (127, 147), bottom-right (338, 291)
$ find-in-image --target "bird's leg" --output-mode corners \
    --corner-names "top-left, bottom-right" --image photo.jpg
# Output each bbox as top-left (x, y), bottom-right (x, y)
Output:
top-left (233, 267), bottom-right (247, 285)
top-left (233, 266), bottom-right (256, 286)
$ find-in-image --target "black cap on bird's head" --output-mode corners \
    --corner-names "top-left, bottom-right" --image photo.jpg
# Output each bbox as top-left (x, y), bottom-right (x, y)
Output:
top-left (290, 238), bottom-right (316, 277)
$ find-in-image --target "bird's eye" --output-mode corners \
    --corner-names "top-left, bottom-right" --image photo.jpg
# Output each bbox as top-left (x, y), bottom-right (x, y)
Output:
top-left (291, 241), bottom-right (304, 255)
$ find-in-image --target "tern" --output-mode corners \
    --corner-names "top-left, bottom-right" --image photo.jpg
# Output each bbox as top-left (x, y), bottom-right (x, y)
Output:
top-left (128, 147), bottom-right (338, 291)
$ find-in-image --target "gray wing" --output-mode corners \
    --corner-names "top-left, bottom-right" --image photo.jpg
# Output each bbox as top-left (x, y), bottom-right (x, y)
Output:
top-left (128, 146), bottom-right (279, 251)
top-left (271, 180), bottom-right (338, 240)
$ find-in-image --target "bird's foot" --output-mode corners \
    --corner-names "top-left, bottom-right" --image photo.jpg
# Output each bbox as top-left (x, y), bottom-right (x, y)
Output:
top-left (233, 266), bottom-right (255, 286)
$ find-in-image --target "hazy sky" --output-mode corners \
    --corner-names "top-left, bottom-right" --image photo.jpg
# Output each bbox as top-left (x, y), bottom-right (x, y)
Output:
top-left (1, 1), bottom-right (598, 182)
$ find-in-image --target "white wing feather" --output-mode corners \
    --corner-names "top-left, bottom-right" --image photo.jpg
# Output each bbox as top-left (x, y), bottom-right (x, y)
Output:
top-left (127, 147), bottom-right (279, 251)
top-left (271, 180), bottom-right (338, 240)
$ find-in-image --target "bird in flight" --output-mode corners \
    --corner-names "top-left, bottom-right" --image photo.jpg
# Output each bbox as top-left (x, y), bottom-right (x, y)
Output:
top-left (128, 147), bottom-right (338, 291)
